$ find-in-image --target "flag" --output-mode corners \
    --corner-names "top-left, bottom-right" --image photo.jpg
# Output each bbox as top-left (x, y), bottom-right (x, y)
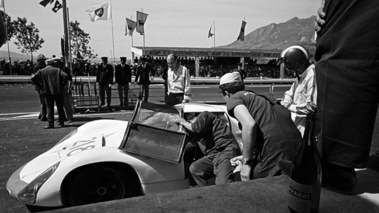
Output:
top-left (0, 0), bottom-right (5, 12)
top-left (125, 18), bottom-right (137, 36)
top-left (52, 0), bottom-right (62, 13)
top-left (39, 0), bottom-right (54, 7)
top-left (237, 20), bottom-right (247, 41)
top-left (136, 11), bottom-right (148, 35)
top-left (208, 24), bottom-right (214, 38)
top-left (86, 1), bottom-right (112, 22)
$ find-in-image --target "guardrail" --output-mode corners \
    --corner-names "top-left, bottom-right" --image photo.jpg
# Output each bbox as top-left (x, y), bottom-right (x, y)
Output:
top-left (0, 75), bottom-right (295, 85)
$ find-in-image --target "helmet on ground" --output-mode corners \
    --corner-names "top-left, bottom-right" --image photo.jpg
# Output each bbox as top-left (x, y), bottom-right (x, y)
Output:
top-left (278, 45), bottom-right (309, 72)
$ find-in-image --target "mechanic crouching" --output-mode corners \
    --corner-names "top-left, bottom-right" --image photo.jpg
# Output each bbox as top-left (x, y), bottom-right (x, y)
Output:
top-left (176, 111), bottom-right (241, 186)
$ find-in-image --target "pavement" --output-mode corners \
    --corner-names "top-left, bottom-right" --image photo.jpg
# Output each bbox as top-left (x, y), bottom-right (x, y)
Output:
top-left (49, 169), bottom-right (379, 213)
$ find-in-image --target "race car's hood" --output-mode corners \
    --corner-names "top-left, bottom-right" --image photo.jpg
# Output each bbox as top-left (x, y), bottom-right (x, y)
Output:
top-left (19, 119), bottom-right (128, 182)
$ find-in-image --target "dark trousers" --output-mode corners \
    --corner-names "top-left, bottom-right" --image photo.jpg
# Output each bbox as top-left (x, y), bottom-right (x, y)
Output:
top-left (189, 145), bottom-right (236, 186)
top-left (138, 84), bottom-right (149, 102)
top-left (118, 83), bottom-right (129, 106)
top-left (165, 93), bottom-right (184, 106)
top-left (38, 93), bottom-right (47, 119)
top-left (44, 93), bottom-right (65, 126)
top-left (315, 0), bottom-right (379, 168)
top-left (99, 84), bottom-right (112, 106)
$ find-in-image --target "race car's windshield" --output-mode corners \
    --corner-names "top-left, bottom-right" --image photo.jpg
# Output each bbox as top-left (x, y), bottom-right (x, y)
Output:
top-left (134, 102), bottom-right (181, 132)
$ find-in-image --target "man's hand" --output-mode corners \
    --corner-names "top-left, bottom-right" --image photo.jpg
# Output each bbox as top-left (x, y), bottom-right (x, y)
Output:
top-left (315, 0), bottom-right (326, 33)
top-left (230, 155), bottom-right (242, 173)
top-left (108, 84), bottom-right (112, 87)
top-left (182, 99), bottom-right (189, 103)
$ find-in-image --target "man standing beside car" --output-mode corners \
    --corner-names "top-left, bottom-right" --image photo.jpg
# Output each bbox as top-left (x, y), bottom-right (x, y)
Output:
top-left (115, 57), bottom-right (132, 107)
top-left (176, 111), bottom-right (240, 186)
top-left (31, 57), bottom-right (68, 129)
top-left (96, 56), bottom-right (113, 108)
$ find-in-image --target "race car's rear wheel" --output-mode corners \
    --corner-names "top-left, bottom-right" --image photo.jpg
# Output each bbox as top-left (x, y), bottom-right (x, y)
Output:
top-left (64, 165), bottom-right (140, 206)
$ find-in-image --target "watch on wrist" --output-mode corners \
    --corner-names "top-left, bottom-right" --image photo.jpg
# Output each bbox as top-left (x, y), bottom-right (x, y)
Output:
top-left (242, 158), bottom-right (254, 165)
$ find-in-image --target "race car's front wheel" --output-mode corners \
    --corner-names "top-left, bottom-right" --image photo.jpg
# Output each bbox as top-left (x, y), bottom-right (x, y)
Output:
top-left (64, 164), bottom-right (140, 206)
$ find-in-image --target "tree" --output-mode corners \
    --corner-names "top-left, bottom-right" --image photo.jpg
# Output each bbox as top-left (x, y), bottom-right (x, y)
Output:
top-left (12, 17), bottom-right (44, 64)
top-left (4, 13), bottom-right (16, 41)
top-left (69, 20), bottom-right (97, 60)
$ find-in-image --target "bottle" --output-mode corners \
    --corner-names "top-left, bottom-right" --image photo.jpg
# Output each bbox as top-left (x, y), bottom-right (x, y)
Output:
top-left (288, 112), bottom-right (322, 213)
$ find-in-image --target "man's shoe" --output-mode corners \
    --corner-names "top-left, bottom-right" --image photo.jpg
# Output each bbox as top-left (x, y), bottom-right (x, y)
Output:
top-left (40, 117), bottom-right (47, 121)
top-left (68, 119), bottom-right (74, 124)
top-left (57, 123), bottom-right (65, 128)
top-left (322, 162), bottom-right (357, 195)
top-left (44, 125), bottom-right (54, 129)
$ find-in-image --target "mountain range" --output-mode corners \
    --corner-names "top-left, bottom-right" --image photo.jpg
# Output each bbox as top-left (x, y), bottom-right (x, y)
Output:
top-left (219, 16), bottom-right (316, 53)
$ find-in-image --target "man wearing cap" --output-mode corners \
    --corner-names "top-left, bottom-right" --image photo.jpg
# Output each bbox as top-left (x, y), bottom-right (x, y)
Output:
top-left (218, 72), bottom-right (301, 181)
top-left (33, 54), bottom-right (48, 121)
top-left (96, 56), bottom-right (113, 107)
top-left (135, 56), bottom-right (155, 102)
top-left (31, 57), bottom-right (68, 129)
top-left (115, 57), bottom-right (132, 107)
top-left (165, 54), bottom-right (191, 106)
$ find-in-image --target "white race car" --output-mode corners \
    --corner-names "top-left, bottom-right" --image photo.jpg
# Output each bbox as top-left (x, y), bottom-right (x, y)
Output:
top-left (6, 101), bottom-right (241, 212)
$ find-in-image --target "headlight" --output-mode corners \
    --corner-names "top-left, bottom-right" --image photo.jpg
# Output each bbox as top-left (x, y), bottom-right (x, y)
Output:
top-left (55, 129), bottom-right (77, 146)
top-left (17, 162), bottom-right (60, 204)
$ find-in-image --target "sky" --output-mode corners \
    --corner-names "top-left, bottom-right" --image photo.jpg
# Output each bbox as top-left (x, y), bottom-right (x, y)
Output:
top-left (0, 0), bottom-right (320, 61)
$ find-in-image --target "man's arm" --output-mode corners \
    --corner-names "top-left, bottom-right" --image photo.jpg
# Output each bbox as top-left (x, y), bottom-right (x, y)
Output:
top-left (183, 67), bottom-right (191, 102)
top-left (176, 117), bottom-right (194, 131)
top-left (281, 82), bottom-right (295, 108)
top-left (233, 104), bottom-right (257, 181)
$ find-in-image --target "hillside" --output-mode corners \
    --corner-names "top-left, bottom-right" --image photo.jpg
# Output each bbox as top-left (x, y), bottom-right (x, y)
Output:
top-left (219, 16), bottom-right (316, 52)
top-left (0, 50), bottom-right (32, 61)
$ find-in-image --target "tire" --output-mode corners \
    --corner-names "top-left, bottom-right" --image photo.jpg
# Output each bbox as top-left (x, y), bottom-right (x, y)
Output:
top-left (65, 165), bottom-right (139, 206)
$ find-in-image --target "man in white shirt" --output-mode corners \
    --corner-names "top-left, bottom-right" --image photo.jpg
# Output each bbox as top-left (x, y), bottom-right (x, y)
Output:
top-left (278, 45), bottom-right (317, 136)
top-left (165, 54), bottom-right (191, 106)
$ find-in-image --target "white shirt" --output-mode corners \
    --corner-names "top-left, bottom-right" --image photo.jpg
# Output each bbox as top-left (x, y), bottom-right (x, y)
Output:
top-left (167, 65), bottom-right (191, 101)
top-left (281, 64), bottom-right (317, 136)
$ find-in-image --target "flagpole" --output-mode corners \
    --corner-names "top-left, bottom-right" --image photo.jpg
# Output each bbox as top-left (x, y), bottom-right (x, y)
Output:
top-left (62, 0), bottom-right (70, 70)
top-left (142, 8), bottom-right (145, 55)
top-left (110, 0), bottom-right (116, 63)
top-left (2, 0), bottom-right (12, 75)
top-left (213, 20), bottom-right (216, 47)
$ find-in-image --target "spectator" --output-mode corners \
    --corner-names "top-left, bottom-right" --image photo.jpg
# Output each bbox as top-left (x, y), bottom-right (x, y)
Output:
top-left (314, 0), bottom-right (379, 195)
top-left (218, 72), bottom-right (302, 181)
top-left (33, 54), bottom-right (47, 121)
top-left (134, 56), bottom-right (155, 102)
top-left (176, 111), bottom-right (240, 186)
top-left (115, 57), bottom-right (132, 107)
top-left (31, 57), bottom-right (68, 129)
top-left (96, 56), bottom-right (113, 108)
top-left (278, 45), bottom-right (317, 136)
top-left (165, 54), bottom-right (191, 106)
top-left (236, 62), bottom-right (247, 80)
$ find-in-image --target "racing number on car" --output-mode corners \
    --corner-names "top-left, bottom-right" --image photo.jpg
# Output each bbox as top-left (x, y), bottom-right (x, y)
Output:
top-left (66, 137), bottom-right (96, 157)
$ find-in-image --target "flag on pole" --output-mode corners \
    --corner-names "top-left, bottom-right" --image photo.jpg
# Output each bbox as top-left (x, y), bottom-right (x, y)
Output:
top-left (208, 24), bottom-right (214, 38)
top-left (237, 20), bottom-right (247, 41)
top-left (39, 0), bottom-right (54, 7)
top-left (0, 0), bottom-right (5, 11)
top-left (125, 18), bottom-right (137, 36)
top-left (136, 11), bottom-right (148, 35)
top-left (86, 1), bottom-right (112, 22)
top-left (52, 0), bottom-right (62, 13)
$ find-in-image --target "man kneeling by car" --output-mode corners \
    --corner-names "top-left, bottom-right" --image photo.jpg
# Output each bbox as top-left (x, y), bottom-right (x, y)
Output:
top-left (176, 111), bottom-right (240, 186)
